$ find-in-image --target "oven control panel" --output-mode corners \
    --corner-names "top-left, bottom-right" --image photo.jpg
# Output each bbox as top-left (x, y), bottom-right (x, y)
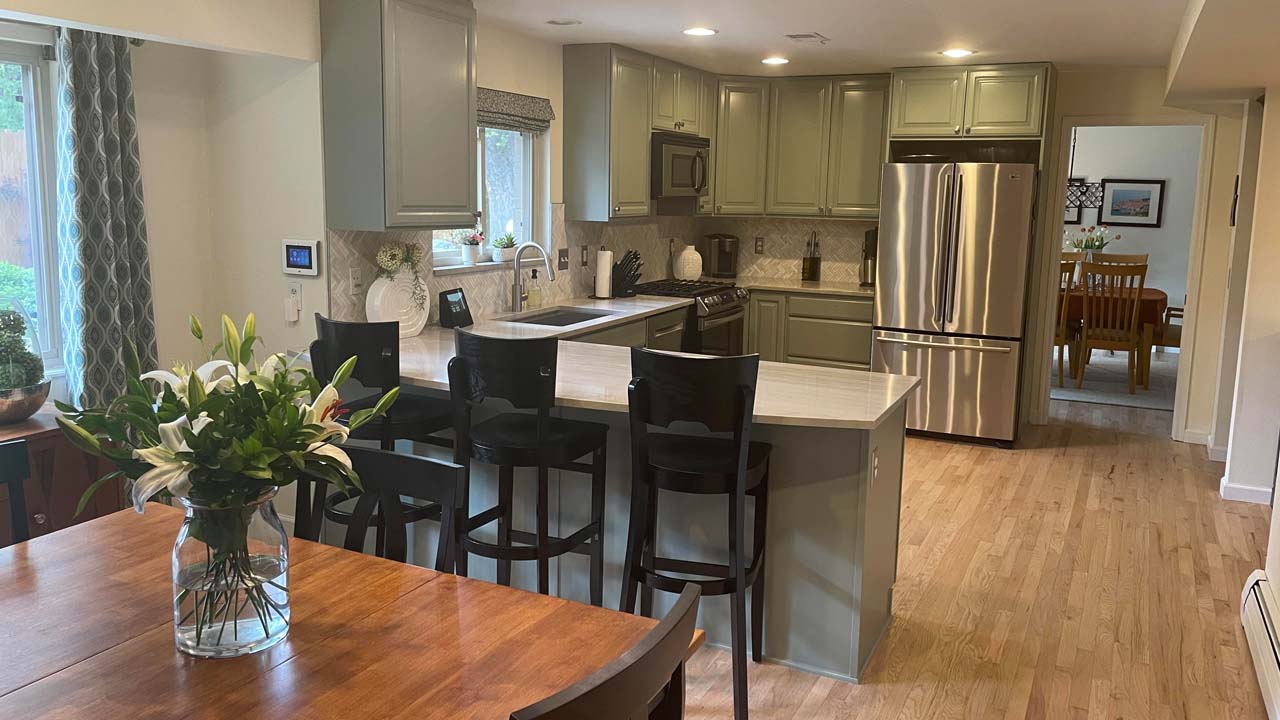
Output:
top-left (693, 287), bottom-right (750, 317)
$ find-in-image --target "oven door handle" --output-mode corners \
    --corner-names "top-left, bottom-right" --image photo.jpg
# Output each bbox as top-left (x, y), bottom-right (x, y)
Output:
top-left (698, 307), bottom-right (746, 331)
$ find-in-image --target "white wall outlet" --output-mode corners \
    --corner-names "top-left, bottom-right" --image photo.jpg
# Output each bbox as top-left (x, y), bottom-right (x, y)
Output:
top-left (754, 237), bottom-right (765, 254)
top-left (348, 268), bottom-right (365, 295)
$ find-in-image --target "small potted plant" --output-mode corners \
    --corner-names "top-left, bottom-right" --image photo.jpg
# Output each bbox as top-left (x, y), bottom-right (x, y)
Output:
top-left (491, 232), bottom-right (518, 262)
top-left (0, 307), bottom-right (49, 424)
top-left (459, 232), bottom-right (483, 265)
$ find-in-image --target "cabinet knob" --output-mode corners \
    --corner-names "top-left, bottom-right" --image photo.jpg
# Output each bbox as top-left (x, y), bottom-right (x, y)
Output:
top-left (32, 513), bottom-right (46, 526)
top-left (613, 206), bottom-right (621, 213)
top-left (716, 205), bottom-right (722, 213)
top-left (954, 125), bottom-right (961, 135)
top-left (965, 127), bottom-right (972, 134)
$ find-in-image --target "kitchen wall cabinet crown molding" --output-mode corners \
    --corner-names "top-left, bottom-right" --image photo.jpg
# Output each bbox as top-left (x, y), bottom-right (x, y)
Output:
top-left (889, 63), bottom-right (1050, 139)
top-left (321, 0), bottom-right (479, 231)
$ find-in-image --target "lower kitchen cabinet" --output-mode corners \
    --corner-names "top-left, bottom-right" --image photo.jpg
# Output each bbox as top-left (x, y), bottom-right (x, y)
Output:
top-left (748, 291), bottom-right (873, 369)
top-left (571, 308), bottom-right (689, 350)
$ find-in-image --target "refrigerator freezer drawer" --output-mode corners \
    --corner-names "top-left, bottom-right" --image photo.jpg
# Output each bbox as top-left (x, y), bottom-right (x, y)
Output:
top-left (871, 330), bottom-right (1021, 442)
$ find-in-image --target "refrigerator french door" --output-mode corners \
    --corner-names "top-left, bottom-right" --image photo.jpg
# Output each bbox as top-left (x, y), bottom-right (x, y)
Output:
top-left (873, 162), bottom-right (1036, 443)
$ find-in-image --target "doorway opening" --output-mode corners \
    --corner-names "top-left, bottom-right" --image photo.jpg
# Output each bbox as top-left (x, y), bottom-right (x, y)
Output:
top-left (1048, 124), bottom-right (1205, 418)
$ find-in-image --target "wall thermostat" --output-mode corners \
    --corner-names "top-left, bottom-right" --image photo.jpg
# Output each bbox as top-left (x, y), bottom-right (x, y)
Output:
top-left (282, 239), bottom-right (320, 276)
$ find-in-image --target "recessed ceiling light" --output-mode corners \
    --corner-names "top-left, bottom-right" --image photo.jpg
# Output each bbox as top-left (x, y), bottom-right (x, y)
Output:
top-left (940, 48), bottom-right (975, 58)
top-left (683, 27), bottom-right (718, 36)
top-left (545, 18), bottom-right (582, 26)
top-left (761, 56), bottom-right (789, 65)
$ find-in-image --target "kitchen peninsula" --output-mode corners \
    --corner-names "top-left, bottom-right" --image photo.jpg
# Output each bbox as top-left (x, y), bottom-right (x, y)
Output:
top-left (396, 298), bottom-right (918, 682)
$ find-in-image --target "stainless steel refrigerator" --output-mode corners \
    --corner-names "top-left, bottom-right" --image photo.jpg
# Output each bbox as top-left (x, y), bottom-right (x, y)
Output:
top-left (872, 162), bottom-right (1036, 444)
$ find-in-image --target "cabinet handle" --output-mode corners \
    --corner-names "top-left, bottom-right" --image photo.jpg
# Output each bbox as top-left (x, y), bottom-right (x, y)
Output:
top-left (32, 513), bottom-right (47, 526)
top-left (613, 205), bottom-right (621, 213)
top-left (716, 205), bottom-right (722, 213)
top-left (965, 127), bottom-right (972, 134)
top-left (953, 125), bottom-right (960, 134)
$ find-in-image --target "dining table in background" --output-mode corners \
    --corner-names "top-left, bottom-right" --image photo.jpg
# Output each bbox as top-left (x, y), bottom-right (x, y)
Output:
top-left (0, 504), bottom-right (670, 719)
top-left (1059, 286), bottom-right (1169, 386)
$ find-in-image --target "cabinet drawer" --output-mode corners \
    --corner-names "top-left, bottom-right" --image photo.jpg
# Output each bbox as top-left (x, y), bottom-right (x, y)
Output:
top-left (572, 319), bottom-right (647, 347)
top-left (785, 316), bottom-right (872, 365)
top-left (785, 294), bottom-right (873, 322)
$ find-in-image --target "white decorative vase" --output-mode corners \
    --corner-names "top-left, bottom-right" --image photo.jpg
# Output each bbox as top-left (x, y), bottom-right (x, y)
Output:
top-left (365, 270), bottom-right (428, 338)
top-left (673, 244), bottom-right (704, 281)
top-left (491, 246), bottom-right (515, 262)
top-left (461, 245), bottom-right (480, 265)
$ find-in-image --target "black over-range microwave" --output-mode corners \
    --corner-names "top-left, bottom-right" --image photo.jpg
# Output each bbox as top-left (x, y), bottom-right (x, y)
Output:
top-left (651, 131), bottom-right (709, 215)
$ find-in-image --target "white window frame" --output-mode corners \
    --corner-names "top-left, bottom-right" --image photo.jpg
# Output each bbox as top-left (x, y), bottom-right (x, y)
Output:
top-left (433, 125), bottom-right (537, 269)
top-left (0, 37), bottom-right (61, 374)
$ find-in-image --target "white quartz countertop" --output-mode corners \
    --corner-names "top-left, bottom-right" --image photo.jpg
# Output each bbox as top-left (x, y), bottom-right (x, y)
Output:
top-left (737, 276), bottom-right (875, 298)
top-left (460, 295), bottom-right (693, 340)
top-left (400, 326), bottom-right (919, 430)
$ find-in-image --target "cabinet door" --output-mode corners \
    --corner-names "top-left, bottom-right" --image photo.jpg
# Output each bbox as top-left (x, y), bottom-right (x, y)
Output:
top-left (383, 0), bottom-right (478, 227)
top-left (652, 60), bottom-right (679, 131)
top-left (766, 78), bottom-right (832, 216)
top-left (889, 68), bottom-right (967, 137)
top-left (827, 78), bottom-right (888, 218)
top-left (676, 67), bottom-right (701, 134)
top-left (698, 74), bottom-right (718, 214)
top-left (963, 67), bottom-right (1046, 137)
top-left (749, 294), bottom-right (785, 361)
top-left (714, 80), bottom-right (769, 215)
top-left (610, 48), bottom-right (653, 218)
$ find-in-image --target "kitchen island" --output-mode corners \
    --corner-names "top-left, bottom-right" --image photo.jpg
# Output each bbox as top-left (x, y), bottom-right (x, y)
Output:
top-left (393, 303), bottom-right (918, 682)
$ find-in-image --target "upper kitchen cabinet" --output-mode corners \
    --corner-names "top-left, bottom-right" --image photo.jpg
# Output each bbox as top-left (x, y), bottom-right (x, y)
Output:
top-left (321, 0), bottom-right (478, 231)
top-left (827, 77), bottom-right (888, 218)
top-left (714, 79), bottom-right (770, 215)
top-left (564, 44), bottom-right (654, 221)
top-left (766, 78), bottom-right (832, 216)
top-left (652, 61), bottom-right (703, 134)
top-left (697, 74), bottom-right (717, 214)
top-left (889, 64), bottom-right (1049, 139)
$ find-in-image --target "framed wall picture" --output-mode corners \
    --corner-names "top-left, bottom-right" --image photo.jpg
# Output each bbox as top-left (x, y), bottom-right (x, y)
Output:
top-left (1064, 177), bottom-right (1085, 225)
top-left (1099, 179), bottom-right (1166, 228)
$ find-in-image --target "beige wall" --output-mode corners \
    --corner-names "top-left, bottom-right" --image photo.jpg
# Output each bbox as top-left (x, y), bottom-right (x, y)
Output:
top-left (1028, 67), bottom-right (1244, 451)
top-left (0, 0), bottom-right (319, 61)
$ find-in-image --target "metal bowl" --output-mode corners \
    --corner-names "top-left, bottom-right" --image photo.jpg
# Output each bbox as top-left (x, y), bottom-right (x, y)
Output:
top-left (0, 380), bottom-right (51, 425)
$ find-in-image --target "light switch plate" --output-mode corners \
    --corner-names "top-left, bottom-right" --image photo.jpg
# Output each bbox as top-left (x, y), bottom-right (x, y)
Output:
top-left (558, 248), bottom-right (570, 271)
top-left (580, 245), bottom-right (590, 267)
top-left (348, 268), bottom-right (365, 295)
top-left (754, 237), bottom-right (765, 254)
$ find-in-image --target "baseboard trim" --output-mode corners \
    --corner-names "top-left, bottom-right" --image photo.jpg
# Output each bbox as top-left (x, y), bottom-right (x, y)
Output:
top-left (1209, 444), bottom-right (1229, 462)
top-left (1241, 570), bottom-right (1280, 719)
top-left (1221, 476), bottom-right (1273, 504)
top-left (1181, 429), bottom-right (1211, 446)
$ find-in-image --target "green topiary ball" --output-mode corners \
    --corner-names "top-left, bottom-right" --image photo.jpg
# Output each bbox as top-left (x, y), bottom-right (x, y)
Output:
top-left (0, 330), bottom-right (42, 390)
top-left (0, 310), bottom-right (26, 338)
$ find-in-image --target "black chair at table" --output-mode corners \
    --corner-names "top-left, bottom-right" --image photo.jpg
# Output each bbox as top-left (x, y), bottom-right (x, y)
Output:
top-left (0, 440), bottom-right (30, 547)
top-left (620, 347), bottom-right (771, 720)
top-left (510, 585), bottom-right (701, 720)
top-left (447, 329), bottom-right (609, 606)
top-left (340, 445), bottom-right (465, 572)
top-left (300, 314), bottom-right (454, 544)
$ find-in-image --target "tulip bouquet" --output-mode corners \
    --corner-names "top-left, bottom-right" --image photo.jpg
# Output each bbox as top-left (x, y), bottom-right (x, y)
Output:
top-left (56, 313), bottom-right (397, 656)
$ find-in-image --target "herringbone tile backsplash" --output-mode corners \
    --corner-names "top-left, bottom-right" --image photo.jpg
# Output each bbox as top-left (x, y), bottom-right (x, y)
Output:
top-left (327, 206), bottom-right (873, 322)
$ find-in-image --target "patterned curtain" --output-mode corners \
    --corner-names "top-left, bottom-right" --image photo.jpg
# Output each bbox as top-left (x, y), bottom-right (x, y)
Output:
top-left (54, 29), bottom-right (158, 407)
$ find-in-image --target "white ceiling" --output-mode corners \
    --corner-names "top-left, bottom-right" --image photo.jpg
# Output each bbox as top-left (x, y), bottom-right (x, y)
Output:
top-left (475, 0), bottom-right (1188, 75)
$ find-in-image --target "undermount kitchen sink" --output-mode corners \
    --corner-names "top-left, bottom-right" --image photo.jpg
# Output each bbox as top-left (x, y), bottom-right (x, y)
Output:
top-left (510, 307), bottom-right (617, 327)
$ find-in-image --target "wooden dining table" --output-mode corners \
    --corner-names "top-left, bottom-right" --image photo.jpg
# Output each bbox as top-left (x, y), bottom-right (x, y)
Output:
top-left (0, 504), bottom-right (663, 719)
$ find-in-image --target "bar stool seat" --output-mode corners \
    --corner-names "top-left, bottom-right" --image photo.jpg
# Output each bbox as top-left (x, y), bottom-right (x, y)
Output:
top-left (341, 391), bottom-right (453, 445)
top-left (470, 413), bottom-right (608, 467)
top-left (646, 434), bottom-right (771, 493)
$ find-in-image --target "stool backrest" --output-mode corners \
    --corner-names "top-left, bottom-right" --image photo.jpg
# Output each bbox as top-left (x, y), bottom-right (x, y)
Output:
top-left (311, 314), bottom-right (399, 392)
top-left (340, 445), bottom-right (464, 572)
top-left (628, 348), bottom-right (759, 433)
top-left (448, 330), bottom-right (558, 410)
top-left (510, 584), bottom-right (701, 720)
top-left (0, 439), bottom-right (30, 545)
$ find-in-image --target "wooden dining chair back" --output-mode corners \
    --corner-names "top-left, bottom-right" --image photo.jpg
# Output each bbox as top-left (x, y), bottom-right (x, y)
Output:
top-left (1091, 252), bottom-right (1149, 265)
top-left (510, 585), bottom-right (702, 720)
top-left (1077, 261), bottom-right (1148, 393)
top-left (1054, 260), bottom-right (1079, 387)
top-left (1060, 251), bottom-right (1087, 265)
top-left (0, 440), bottom-right (30, 546)
top-left (340, 445), bottom-right (465, 572)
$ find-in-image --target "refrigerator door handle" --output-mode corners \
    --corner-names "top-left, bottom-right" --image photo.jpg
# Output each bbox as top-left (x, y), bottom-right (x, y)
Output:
top-left (946, 173), bottom-right (963, 326)
top-left (874, 336), bottom-right (1012, 353)
top-left (935, 171), bottom-right (954, 326)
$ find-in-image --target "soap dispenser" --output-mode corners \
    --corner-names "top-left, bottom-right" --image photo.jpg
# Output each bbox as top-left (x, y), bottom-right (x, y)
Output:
top-left (526, 268), bottom-right (544, 309)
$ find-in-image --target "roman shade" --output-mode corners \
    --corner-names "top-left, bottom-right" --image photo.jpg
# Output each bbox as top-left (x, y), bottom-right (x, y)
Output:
top-left (477, 87), bottom-right (554, 134)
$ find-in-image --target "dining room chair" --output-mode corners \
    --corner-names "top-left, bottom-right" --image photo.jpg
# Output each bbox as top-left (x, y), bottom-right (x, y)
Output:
top-left (509, 584), bottom-right (701, 720)
top-left (0, 440), bottom-right (30, 547)
top-left (340, 445), bottom-right (465, 572)
top-left (1091, 252), bottom-right (1149, 265)
top-left (1161, 298), bottom-right (1185, 349)
top-left (1055, 259), bottom-right (1080, 387)
top-left (1077, 261), bottom-right (1148, 394)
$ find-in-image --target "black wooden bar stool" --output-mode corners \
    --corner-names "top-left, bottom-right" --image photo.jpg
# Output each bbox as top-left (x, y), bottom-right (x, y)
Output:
top-left (620, 347), bottom-right (771, 720)
top-left (447, 329), bottom-right (608, 606)
top-left (301, 314), bottom-right (454, 544)
top-left (0, 440), bottom-right (30, 547)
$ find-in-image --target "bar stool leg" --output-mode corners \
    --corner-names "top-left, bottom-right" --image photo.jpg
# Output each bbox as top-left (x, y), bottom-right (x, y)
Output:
top-left (729, 488), bottom-right (750, 720)
top-left (750, 469), bottom-right (770, 663)
top-left (456, 463), bottom-right (471, 578)
top-left (536, 462), bottom-right (551, 595)
top-left (640, 484), bottom-right (658, 618)
top-left (589, 446), bottom-right (606, 607)
top-left (497, 465), bottom-right (514, 587)
top-left (620, 475), bottom-right (647, 613)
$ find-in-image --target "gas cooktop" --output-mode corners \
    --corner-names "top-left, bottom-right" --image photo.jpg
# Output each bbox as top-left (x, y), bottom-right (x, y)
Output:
top-left (633, 279), bottom-right (749, 317)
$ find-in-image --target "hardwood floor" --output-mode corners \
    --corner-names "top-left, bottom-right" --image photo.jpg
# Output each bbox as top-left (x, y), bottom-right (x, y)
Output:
top-left (684, 401), bottom-right (1271, 719)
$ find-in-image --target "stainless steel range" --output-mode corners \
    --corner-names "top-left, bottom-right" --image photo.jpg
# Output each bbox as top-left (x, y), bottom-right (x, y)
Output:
top-left (632, 279), bottom-right (749, 356)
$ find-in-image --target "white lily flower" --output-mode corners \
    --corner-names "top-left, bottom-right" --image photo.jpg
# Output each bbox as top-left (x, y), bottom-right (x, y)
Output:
top-left (130, 414), bottom-right (212, 512)
top-left (248, 353), bottom-right (290, 391)
top-left (306, 441), bottom-right (352, 471)
top-left (140, 360), bottom-right (235, 403)
top-left (299, 384), bottom-right (349, 444)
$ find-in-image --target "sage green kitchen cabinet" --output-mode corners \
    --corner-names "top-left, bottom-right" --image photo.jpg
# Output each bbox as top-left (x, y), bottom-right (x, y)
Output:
top-left (676, 67), bottom-right (702, 135)
top-left (564, 44), bottom-right (653, 221)
top-left (572, 320), bottom-right (647, 348)
top-left (321, 0), bottom-right (478, 231)
top-left (697, 74), bottom-right (717, 214)
top-left (653, 61), bottom-right (702, 134)
top-left (714, 80), bottom-right (770, 215)
top-left (645, 308), bottom-right (687, 351)
top-left (963, 66), bottom-right (1046, 137)
top-left (748, 293), bottom-right (785, 361)
top-left (765, 78), bottom-right (832, 216)
top-left (826, 77), bottom-right (888, 218)
top-left (889, 67), bottom-right (968, 137)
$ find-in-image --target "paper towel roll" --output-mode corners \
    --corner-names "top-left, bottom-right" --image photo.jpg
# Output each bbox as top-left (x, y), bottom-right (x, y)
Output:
top-left (595, 248), bottom-right (614, 298)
